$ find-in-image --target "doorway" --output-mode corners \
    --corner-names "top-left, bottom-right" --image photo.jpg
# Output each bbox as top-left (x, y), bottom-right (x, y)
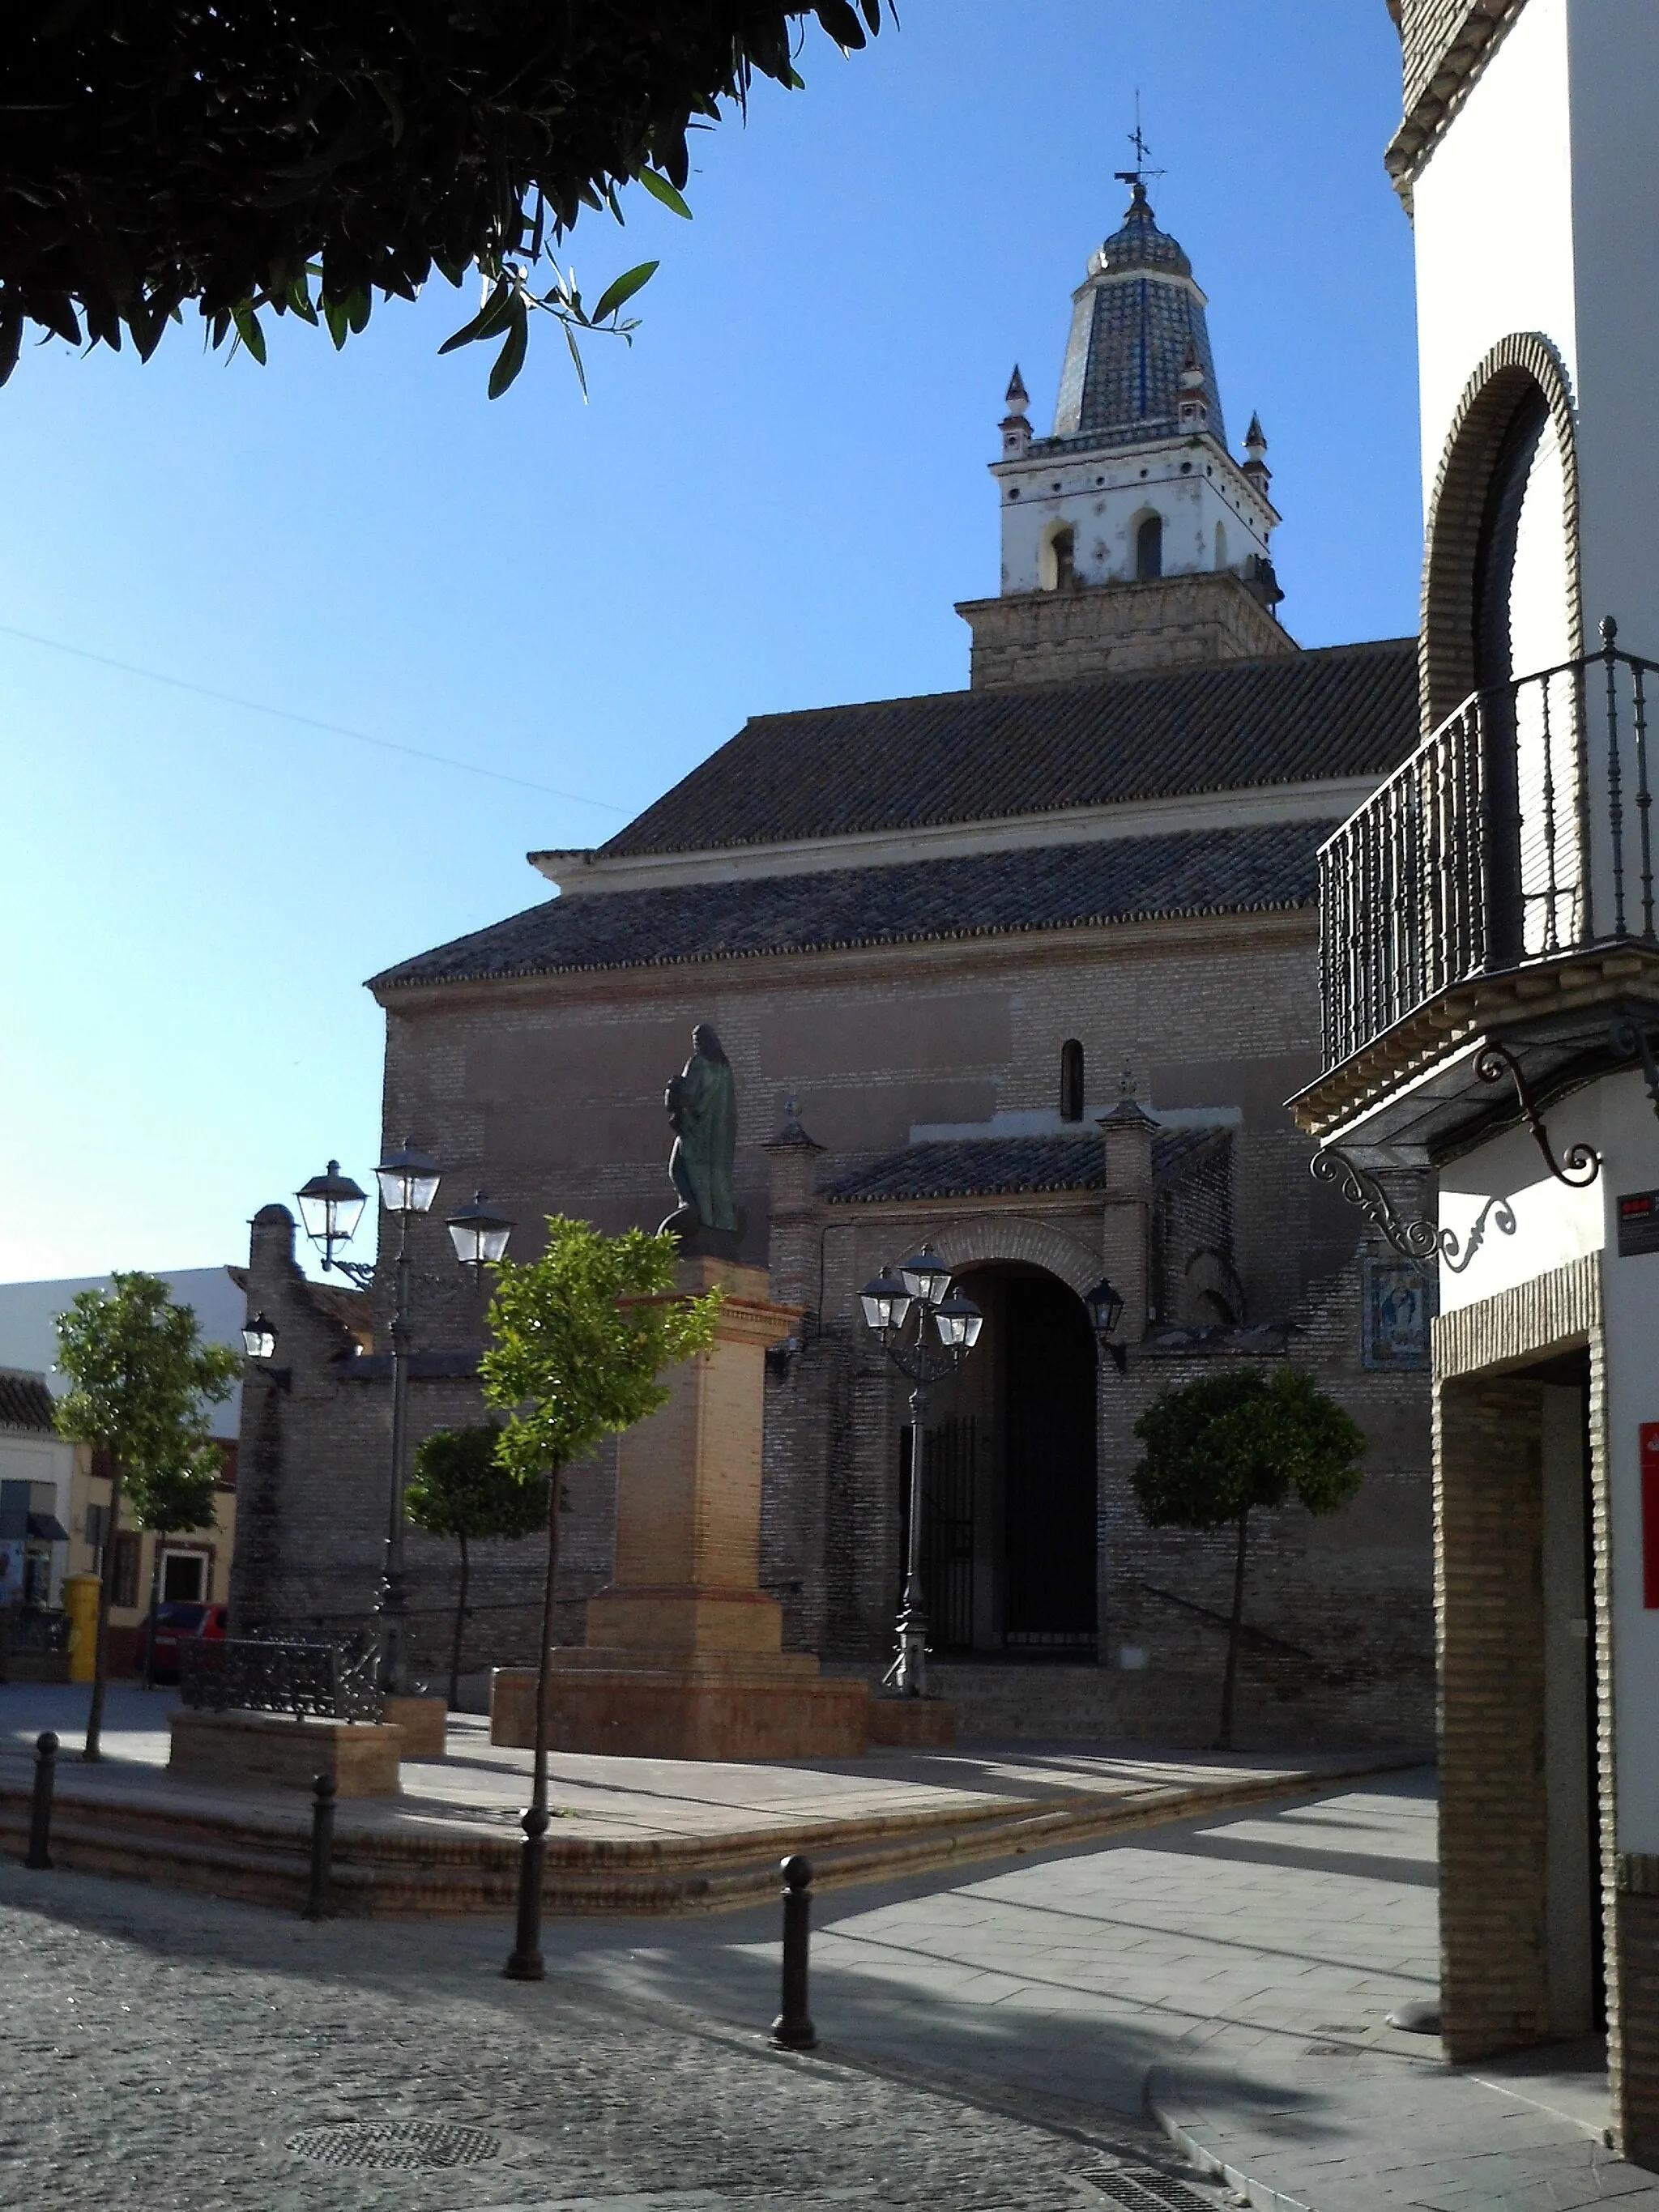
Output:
top-left (923, 1264), bottom-right (1098, 1656)
top-left (1437, 1345), bottom-right (1605, 2061)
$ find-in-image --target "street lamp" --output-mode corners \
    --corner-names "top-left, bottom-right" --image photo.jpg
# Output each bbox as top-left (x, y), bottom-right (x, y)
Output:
top-left (241, 1313), bottom-right (277, 1361)
top-left (294, 1142), bottom-right (514, 1700)
top-left (240, 1310), bottom-right (290, 1393)
top-left (295, 1161), bottom-right (371, 1284)
top-left (446, 1193), bottom-right (515, 1272)
top-left (859, 1242), bottom-right (983, 1698)
top-left (374, 1139), bottom-right (443, 1700)
top-left (1084, 1276), bottom-right (1127, 1373)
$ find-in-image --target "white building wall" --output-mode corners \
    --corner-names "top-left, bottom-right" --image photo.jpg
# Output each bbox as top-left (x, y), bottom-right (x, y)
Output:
top-left (0, 1423), bottom-right (75, 1607)
top-left (0, 1269), bottom-right (248, 1438)
top-left (995, 443), bottom-right (1272, 595)
top-left (1439, 1070), bottom-right (1659, 1852)
top-left (1411, 0), bottom-right (1576, 496)
top-left (1566, 0), bottom-right (1659, 657)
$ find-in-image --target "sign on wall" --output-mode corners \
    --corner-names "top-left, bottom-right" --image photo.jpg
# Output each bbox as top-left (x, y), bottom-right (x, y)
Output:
top-left (1363, 1258), bottom-right (1435, 1370)
top-left (1618, 1190), bottom-right (1659, 1257)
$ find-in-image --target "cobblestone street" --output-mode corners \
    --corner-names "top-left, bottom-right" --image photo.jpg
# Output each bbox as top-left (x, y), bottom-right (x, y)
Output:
top-left (0, 1861), bottom-right (1200, 2212)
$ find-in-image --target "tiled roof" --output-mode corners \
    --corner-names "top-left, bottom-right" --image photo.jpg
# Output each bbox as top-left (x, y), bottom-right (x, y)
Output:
top-left (822, 1129), bottom-right (1224, 1205)
top-left (599, 639), bottom-right (1416, 859)
top-left (373, 821), bottom-right (1328, 992)
top-left (0, 1370), bottom-right (57, 1433)
top-left (1053, 186), bottom-right (1222, 447)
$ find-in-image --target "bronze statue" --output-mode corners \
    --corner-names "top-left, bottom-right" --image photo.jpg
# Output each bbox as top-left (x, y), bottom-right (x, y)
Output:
top-left (663, 1023), bottom-right (739, 1241)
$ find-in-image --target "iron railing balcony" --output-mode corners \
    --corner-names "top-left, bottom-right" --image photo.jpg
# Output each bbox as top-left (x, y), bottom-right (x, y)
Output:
top-left (1299, 624), bottom-right (1659, 1149)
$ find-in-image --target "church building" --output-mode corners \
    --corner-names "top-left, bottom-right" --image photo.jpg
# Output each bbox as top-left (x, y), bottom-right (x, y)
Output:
top-left (235, 180), bottom-right (1434, 1749)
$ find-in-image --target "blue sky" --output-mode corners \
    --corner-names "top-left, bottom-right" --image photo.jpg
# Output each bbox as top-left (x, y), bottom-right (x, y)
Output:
top-left (0, 1), bottom-right (1418, 1283)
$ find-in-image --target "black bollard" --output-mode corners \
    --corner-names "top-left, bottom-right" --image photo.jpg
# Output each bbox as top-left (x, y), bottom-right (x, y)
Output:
top-left (503, 1805), bottom-right (549, 1982)
top-left (770, 1853), bottom-right (817, 2051)
top-left (302, 1771), bottom-right (337, 1920)
top-left (24, 1732), bottom-right (58, 1870)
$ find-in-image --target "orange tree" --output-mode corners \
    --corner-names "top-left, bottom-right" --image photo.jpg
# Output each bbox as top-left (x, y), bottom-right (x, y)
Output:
top-left (406, 1421), bottom-right (547, 1708)
top-left (479, 1216), bottom-right (719, 1977)
top-left (1131, 1367), bottom-right (1365, 1753)
top-left (2, 2), bottom-right (886, 393)
top-left (53, 1272), bottom-right (241, 1760)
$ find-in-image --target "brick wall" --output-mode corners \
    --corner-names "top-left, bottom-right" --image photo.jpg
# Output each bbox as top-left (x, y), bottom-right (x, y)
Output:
top-left (1617, 1861), bottom-right (1659, 2169)
top-left (1435, 1370), bottom-right (1550, 2060)
top-left (957, 572), bottom-right (1294, 692)
top-left (237, 901), bottom-right (1432, 1745)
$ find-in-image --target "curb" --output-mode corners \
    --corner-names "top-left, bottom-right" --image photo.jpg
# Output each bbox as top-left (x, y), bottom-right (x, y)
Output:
top-left (1145, 2066), bottom-right (1317, 2212)
top-left (0, 1748), bottom-right (1428, 1920)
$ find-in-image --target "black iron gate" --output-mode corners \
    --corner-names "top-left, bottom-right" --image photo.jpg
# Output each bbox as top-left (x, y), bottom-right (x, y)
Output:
top-left (1002, 1276), bottom-right (1098, 1652)
top-left (898, 1417), bottom-right (977, 1653)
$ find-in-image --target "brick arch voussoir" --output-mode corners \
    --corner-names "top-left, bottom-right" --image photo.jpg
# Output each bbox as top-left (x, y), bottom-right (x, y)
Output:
top-left (922, 1214), bottom-right (1102, 1302)
top-left (1420, 331), bottom-right (1581, 732)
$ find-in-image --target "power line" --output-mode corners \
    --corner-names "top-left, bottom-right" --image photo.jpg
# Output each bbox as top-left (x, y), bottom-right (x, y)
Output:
top-left (0, 618), bottom-right (629, 814)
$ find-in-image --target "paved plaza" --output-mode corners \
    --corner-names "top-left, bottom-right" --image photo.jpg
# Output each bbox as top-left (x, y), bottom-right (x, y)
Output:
top-left (2, 1690), bottom-right (1652, 2210)
top-left (0, 1686), bottom-right (1392, 1856)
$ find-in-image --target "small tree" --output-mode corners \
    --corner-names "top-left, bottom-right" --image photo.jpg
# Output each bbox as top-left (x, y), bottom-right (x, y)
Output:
top-left (406, 1422), bottom-right (548, 1707)
top-left (53, 1273), bottom-right (241, 1760)
top-left (1132, 1367), bottom-right (1366, 1754)
top-left (138, 1453), bottom-right (227, 1692)
top-left (480, 1216), bottom-right (720, 1979)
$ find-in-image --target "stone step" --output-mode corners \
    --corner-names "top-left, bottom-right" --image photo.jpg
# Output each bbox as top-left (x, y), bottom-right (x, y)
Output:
top-left (0, 1752), bottom-right (1417, 1919)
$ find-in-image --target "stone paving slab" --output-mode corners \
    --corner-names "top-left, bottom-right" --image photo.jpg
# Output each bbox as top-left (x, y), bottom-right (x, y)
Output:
top-left (0, 1859), bottom-right (1219, 2212)
top-left (503, 1772), bottom-right (1659, 2212)
top-left (0, 1684), bottom-right (1415, 1852)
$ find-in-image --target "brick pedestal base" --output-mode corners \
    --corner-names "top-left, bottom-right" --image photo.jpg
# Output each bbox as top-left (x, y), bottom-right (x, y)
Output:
top-left (168, 1708), bottom-right (404, 1796)
top-left (491, 1653), bottom-right (868, 1762)
top-left (866, 1696), bottom-right (957, 1750)
top-left (382, 1694), bottom-right (447, 1758)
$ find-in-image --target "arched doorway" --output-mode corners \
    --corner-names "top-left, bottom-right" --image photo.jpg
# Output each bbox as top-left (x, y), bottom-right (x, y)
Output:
top-left (906, 1262), bottom-right (1098, 1656)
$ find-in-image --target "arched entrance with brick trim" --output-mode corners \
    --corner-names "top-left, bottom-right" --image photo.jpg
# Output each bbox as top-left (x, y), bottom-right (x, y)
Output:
top-left (901, 1217), bottom-right (1102, 1656)
top-left (1420, 330), bottom-right (1581, 730)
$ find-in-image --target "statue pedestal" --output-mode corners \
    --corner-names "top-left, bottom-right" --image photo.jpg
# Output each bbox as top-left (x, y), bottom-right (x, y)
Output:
top-left (492, 1259), bottom-right (868, 1762)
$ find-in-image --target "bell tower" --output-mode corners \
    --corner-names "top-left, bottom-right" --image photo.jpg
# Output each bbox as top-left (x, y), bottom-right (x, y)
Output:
top-left (957, 179), bottom-right (1294, 691)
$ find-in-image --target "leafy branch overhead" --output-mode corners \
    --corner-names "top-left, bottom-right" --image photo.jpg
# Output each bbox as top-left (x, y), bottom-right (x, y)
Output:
top-left (1, 2), bottom-right (887, 394)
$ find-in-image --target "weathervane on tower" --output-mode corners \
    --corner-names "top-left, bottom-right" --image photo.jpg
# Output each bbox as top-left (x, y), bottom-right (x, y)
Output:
top-left (1114, 94), bottom-right (1166, 196)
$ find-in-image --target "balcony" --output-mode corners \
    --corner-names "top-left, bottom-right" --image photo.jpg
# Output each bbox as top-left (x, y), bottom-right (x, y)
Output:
top-left (1293, 627), bottom-right (1659, 1153)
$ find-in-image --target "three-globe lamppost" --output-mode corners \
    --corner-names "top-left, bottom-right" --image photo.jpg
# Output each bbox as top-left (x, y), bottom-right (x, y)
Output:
top-left (250, 1147), bottom-right (518, 1696)
top-left (859, 1246), bottom-right (984, 1699)
top-left (858, 1252), bottom-right (1128, 1697)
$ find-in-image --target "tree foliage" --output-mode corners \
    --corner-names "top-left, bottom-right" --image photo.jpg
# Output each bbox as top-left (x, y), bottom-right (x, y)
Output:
top-left (52, 1270), bottom-right (241, 1758)
top-left (407, 1420), bottom-right (547, 1706)
top-left (1132, 1367), bottom-right (1366, 1533)
top-left (1, 1), bottom-right (888, 393)
top-left (480, 1217), bottom-right (720, 1484)
top-left (1131, 1366), bottom-right (1365, 1750)
top-left (53, 1272), bottom-right (240, 1535)
top-left (407, 1421), bottom-right (547, 1547)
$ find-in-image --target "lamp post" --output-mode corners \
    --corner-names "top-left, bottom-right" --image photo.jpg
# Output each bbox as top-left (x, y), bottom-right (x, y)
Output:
top-left (859, 1245), bottom-right (983, 1698)
top-left (241, 1313), bottom-right (277, 1362)
top-left (1084, 1276), bottom-right (1127, 1373)
top-left (294, 1147), bottom-right (514, 1698)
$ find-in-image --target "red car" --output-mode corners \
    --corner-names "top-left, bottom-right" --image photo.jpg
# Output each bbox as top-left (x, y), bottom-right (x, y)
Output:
top-left (147, 1600), bottom-right (228, 1682)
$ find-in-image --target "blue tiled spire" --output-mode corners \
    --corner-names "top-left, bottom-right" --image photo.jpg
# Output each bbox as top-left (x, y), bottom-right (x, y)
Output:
top-left (1051, 183), bottom-right (1225, 451)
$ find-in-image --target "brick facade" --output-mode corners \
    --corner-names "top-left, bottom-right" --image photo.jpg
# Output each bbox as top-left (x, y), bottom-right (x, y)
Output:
top-left (956, 572), bottom-right (1294, 692)
top-left (236, 896), bottom-right (1435, 1750)
top-left (1426, 1255), bottom-right (1659, 2160)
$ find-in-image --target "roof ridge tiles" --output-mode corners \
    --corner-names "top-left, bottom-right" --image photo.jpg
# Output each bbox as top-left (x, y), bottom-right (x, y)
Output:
top-left (596, 637), bottom-right (1418, 863)
top-left (371, 820), bottom-right (1332, 995)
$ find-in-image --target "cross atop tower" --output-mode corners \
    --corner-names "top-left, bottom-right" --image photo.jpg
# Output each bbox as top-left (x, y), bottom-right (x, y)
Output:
top-left (1114, 94), bottom-right (1165, 196)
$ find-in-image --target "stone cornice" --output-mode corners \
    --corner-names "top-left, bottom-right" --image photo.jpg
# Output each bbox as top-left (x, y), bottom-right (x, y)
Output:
top-left (531, 776), bottom-right (1374, 897)
top-left (1387, 0), bottom-right (1530, 206)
